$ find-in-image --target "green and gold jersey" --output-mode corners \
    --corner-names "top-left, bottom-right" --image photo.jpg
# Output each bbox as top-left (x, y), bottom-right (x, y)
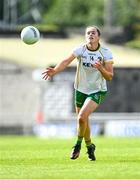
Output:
top-left (73, 44), bottom-right (114, 94)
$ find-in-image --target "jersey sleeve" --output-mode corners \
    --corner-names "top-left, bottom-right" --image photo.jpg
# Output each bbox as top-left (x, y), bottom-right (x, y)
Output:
top-left (72, 44), bottom-right (84, 58)
top-left (72, 47), bottom-right (79, 57)
top-left (102, 48), bottom-right (114, 64)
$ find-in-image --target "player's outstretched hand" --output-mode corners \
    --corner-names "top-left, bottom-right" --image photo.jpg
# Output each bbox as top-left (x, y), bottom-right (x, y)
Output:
top-left (42, 67), bottom-right (56, 80)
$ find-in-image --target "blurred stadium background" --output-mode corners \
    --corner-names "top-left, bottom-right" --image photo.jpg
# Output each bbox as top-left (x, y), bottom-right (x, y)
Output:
top-left (0, 0), bottom-right (140, 137)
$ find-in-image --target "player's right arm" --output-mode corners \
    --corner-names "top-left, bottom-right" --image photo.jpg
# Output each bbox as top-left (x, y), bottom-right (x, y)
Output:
top-left (42, 54), bottom-right (76, 80)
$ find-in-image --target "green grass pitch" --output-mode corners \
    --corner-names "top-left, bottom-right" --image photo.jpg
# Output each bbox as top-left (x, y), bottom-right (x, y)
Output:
top-left (0, 136), bottom-right (140, 179)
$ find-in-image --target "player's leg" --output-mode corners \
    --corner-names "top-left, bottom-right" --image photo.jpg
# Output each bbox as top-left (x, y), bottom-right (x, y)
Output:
top-left (75, 107), bottom-right (91, 147)
top-left (71, 91), bottom-right (107, 160)
top-left (71, 98), bottom-right (98, 160)
top-left (84, 120), bottom-right (91, 146)
top-left (84, 91), bottom-right (107, 160)
top-left (84, 91), bottom-right (107, 145)
top-left (70, 107), bottom-right (82, 160)
top-left (76, 107), bottom-right (83, 145)
top-left (76, 107), bottom-right (92, 147)
top-left (79, 98), bottom-right (98, 160)
top-left (84, 118), bottom-right (96, 158)
top-left (78, 98), bottom-right (98, 138)
top-left (71, 90), bottom-right (87, 159)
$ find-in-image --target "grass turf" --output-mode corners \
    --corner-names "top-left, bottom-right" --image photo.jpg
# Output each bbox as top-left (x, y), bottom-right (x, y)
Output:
top-left (0, 136), bottom-right (140, 179)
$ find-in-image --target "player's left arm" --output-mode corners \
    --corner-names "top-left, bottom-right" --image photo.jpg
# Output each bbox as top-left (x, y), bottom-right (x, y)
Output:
top-left (92, 60), bottom-right (114, 81)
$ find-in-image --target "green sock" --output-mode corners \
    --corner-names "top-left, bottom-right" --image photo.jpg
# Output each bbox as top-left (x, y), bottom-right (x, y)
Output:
top-left (76, 136), bottom-right (83, 145)
top-left (85, 139), bottom-right (92, 147)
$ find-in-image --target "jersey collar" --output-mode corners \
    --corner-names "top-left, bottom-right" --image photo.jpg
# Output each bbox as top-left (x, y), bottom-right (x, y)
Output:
top-left (86, 43), bottom-right (100, 52)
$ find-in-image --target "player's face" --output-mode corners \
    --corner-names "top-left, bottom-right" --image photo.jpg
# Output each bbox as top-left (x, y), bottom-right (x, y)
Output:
top-left (85, 27), bottom-right (100, 44)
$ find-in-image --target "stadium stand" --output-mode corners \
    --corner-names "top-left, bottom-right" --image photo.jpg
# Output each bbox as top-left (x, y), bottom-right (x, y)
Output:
top-left (0, 61), bottom-right (140, 136)
top-left (0, 60), bottom-right (39, 134)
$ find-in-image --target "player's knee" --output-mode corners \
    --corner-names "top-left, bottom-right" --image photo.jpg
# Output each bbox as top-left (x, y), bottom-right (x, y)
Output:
top-left (78, 113), bottom-right (87, 124)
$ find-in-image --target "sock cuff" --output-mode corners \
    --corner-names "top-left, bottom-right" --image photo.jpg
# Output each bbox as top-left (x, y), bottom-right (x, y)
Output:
top-left (85, 139), bottom-right (92, 146)
top-left (78, 136), bottom-right (83, 140)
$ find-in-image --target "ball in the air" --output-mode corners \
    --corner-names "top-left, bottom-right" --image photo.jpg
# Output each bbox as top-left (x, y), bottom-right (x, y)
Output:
top-left (21, 26), bottom-right (40, 45)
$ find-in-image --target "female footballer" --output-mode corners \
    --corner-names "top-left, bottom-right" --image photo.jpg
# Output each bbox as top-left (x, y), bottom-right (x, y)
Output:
top-left (42, 25), bottom-right (114, 161)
